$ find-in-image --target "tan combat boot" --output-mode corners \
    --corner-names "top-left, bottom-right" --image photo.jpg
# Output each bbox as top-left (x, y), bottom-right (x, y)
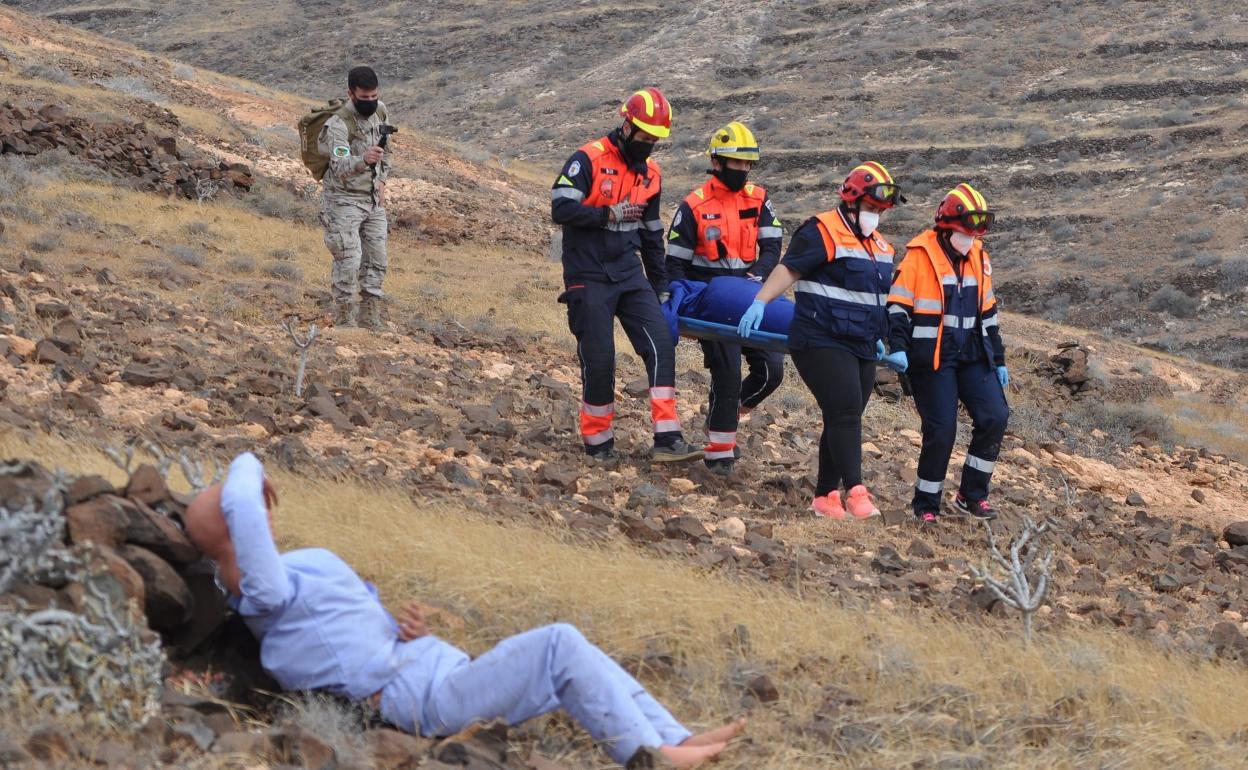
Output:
top-left (359, 295), bottom-right (383, 330)
top-left (333, 301), bottom-right (358, 328)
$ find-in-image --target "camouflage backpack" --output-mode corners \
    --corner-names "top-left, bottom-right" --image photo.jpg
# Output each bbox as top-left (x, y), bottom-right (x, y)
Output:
top-left (297, 98), bottom-right (386, 181)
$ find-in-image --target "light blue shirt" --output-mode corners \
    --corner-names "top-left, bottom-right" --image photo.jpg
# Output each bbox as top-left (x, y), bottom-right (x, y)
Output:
top-left (220, 453), bottom-right (466, 700)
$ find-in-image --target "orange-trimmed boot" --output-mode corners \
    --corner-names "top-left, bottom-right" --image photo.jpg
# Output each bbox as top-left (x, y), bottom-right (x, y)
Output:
top-left (845, 484), bottom-right (881, 519)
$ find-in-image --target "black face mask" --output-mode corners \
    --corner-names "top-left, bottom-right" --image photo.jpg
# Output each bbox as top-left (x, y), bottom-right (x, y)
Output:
top-left (353, 98), bottom-right (379, 118)
top-left (623, 136), bottom-right (654, 164)
top-left (713, 167), bottom-right (749, 192)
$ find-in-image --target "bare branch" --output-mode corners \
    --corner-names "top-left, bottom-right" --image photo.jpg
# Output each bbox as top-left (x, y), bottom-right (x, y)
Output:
top-left (970, 517), bottom-right (1055, 646)
top-left (283, 319), bottom-right (319, 398)
top-left (102, 444), bottom-right (135, 474)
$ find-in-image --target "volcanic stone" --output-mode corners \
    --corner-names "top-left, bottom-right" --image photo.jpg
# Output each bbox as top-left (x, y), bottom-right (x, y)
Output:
top-left (627, 483), bottom-right (668, 510)
top-left (121, 544), bottom-right (193, 629)
top-left (125, 464), bottom-right (170, 506)
top-left (1224, 522), bottom-right (1248, 548)
top-left (121, 361), bottom-right (175, 386)
top-left (65, 495), bottom-right (127, 549)
top-left (367, 729), bottom-right (427, 770)
top-left (120, 497), bottom-right (199, 564)
top-left (745, 674), bottom-right (780, 703)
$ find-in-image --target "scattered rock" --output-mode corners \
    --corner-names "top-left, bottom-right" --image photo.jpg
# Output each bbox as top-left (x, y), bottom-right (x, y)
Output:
top-left (125, 464), bottom-right (170, 506)
top-left (66, 474), bottom-right (116, 504)
top-left (3, 334), bottom-right (36, 359)
top-left (745, 674), bottom-right (780, 703)
top-left (907, 538), bottom-right (935, 559)
top-left (665, 514), bottom-right (711, 543)
top-left (438, 461), bottom-right (481, 490)
top-left (121, 545), bottom-right (193, 630)
top-left (1224, 522), bottom-right (1248, 548)
top-left (870, 545), bottom-right (910, 574)
top-left (121, 362), bottom-right (176, 387)
top-left (33, 338), bottom-right (69, 365)
top-left (626, 483), bottom-right (668, 511)
top-left (717, 516), bottom-right (746, 540)
top-left (1191, 489), bottom-right (1205, 503)
top-left (1125, 491), bottom-right (1147, 507)
top-left (119, 497), bottom-right (199, 564)
top-left (65, 495), bottom-right (127, 549)
top-left (367, 728), bottom-right (428, 770)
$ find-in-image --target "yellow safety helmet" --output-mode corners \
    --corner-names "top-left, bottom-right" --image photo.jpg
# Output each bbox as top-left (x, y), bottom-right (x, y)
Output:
top-left (707, 121), bottom-right (760, 162)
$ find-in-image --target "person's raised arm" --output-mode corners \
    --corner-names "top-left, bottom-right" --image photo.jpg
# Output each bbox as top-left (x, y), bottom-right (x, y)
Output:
top-left (220, 452), bottom-right (292, 613)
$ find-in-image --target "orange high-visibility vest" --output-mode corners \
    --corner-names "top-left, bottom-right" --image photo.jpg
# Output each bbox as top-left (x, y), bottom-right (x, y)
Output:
top-left (887, 229), bottom-right (997, 370)
top-left (682, 179), bottom-right (769, 265)
top-left (579, 136), bottom-right (662, 209)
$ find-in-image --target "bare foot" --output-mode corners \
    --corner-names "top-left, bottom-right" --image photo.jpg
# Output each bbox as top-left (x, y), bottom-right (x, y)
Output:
top-left (682, 717), bottom-right (748, 747)
top-left (659, 742), bottom-right (727, 768)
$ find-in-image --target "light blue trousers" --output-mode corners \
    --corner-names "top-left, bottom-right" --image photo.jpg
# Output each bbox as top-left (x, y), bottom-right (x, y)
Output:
top-left (381, 623), bottom-right (691, 764)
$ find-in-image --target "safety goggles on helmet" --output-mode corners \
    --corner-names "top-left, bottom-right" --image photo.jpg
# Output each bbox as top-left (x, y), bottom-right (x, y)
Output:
top-left (942, 210), bottom-right (995, 232)
top-left (864, 183), bottom-right (905, 205)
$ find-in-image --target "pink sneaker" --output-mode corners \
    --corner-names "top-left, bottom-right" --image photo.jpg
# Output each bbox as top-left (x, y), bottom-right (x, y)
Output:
top-left (811, 492), bottom-right (846, 520)
top-left (845, 485), bottom-right (881, 519)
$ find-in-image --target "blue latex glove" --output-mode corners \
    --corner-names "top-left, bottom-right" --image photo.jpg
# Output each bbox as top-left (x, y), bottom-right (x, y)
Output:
top-left (738, 299), bottom-right (766, 338)
top-left (996, 365), bottom-right (1009, 388)
top-left (875, 340), bottom-right (886, 360)
top-left (882, 351), bottom-right (909, 373)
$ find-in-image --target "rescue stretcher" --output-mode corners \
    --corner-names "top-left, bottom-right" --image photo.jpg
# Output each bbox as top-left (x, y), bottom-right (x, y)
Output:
top-left (662, 276), bottom-right (795, 354)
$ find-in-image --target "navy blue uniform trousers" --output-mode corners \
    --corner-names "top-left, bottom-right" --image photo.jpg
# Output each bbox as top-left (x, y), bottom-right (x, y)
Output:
top-left (908, 359), bottom-right (1009, 512)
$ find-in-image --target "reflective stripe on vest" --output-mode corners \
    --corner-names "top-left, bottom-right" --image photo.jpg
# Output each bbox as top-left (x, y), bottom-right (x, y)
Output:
top-left (794, 281), bottom-right (887, 306)
top-left (900, 229), bottom-right (992, 370)
top-left (683, 179), bottom-right (768, 266)
top-left (798, 209), bottom-right (894, 313)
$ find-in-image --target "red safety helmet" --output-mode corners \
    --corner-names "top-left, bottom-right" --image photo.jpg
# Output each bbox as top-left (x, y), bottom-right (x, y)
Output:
top-left (620, 87), bottom-right (673, 139)
top-left (936, 183), bottom-right (995, 235)
top-left (840, 161), bottom-right (904, 208)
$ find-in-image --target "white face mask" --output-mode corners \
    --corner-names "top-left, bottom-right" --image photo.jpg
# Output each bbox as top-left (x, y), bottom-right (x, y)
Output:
top-left (857, 209), bottom-right (880, 237)
top-left (950, 231), bottom-right (976, 255)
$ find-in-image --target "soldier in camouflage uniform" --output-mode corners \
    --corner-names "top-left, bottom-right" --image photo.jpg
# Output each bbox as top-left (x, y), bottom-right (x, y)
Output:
top-left (318, 66), bottom-right (391, 329)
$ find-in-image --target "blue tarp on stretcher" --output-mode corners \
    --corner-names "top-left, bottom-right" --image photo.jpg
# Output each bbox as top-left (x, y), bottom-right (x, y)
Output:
top-left (661, 276), bottom-right (795, 353)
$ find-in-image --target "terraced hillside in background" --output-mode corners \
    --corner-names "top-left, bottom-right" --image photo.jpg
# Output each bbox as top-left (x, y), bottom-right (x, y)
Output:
top-left (6, 0), bottom-right (1247, 368)
top-left (3, 5), bottom-right (1248, 768)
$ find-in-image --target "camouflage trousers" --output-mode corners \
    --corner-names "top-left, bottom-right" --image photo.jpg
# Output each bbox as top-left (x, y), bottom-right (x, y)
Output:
top-left (321, 195), bottom-right (388, 303)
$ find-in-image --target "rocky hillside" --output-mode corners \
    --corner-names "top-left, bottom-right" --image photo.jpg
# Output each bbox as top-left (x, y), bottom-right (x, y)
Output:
top-left (2, 5), bottom-right (1248, 768)
top-left (8, 0), bottom-right (1248, 369)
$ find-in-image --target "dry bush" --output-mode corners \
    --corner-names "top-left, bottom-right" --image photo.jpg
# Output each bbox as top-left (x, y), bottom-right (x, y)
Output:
top-left (96, 75), bottom-right (165, 105)
top-left (265, 262), bottom-right (303, 282)
top-left (169, 244), bottom-right (205, 267)
top-left (1148, 284), bottom-right (1198, 318)
top-left (28, 230), bottom-right (62, 253)
top-left (1074, 401), bottom-right (1177, 448)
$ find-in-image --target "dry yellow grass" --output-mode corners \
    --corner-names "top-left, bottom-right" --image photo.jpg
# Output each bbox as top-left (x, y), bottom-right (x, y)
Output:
top-left (5, 428), bottom-right (1247, 769)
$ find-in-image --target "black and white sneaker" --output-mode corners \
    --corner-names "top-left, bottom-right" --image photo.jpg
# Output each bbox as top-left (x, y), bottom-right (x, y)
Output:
top-left (951, 492), bottom-right (998, 521)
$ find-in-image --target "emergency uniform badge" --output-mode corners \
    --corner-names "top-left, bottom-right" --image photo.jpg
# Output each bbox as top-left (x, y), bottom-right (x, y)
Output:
top-left (332, 146), bottom-right (351, 158)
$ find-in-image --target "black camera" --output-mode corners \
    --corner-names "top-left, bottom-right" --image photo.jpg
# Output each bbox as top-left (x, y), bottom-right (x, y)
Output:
top-left (378, 124), bottom-right (399, 149)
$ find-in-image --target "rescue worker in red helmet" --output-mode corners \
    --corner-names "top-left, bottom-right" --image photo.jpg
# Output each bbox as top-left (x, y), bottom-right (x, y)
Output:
top-left (886, 183), bottom-right (1009, 523)
top-left (551, 88), bottom-right (702, 463)
top-left (739, 161), bottom-right (904, 519)
top-left (666, 121), bottom-right (785, 476)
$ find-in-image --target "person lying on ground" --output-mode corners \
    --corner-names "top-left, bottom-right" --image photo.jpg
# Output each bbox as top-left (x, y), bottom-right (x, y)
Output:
top-left (184, 452), bottom-right (745, 768)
